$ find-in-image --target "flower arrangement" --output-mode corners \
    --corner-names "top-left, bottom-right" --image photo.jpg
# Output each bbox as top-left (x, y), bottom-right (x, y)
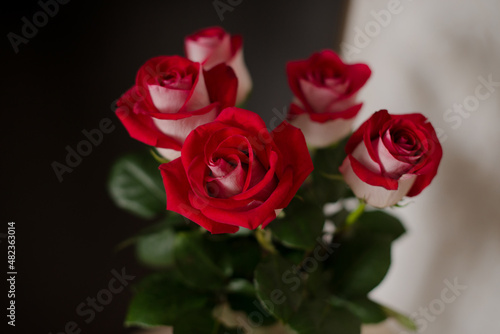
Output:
top-left (108, 26), bottom-right (442, 334)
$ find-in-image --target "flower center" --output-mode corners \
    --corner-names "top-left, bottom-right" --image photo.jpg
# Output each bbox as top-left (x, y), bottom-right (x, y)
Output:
top-left (205, 152), bottom-right (248, 199)
top-left (158, 72), bottom-right (180, 86)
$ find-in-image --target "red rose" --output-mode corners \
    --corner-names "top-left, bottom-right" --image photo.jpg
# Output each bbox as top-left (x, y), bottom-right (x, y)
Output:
top-left (185, 26), bottom-right (252, 106)
top-left (159, 107), bottom-right (313, 234)
top-left (339, 110), bottom-right (443, 208)
top-left (116, 56), bottom-right (237, 160)
top-left (286, 50), bottom-right (371, 147)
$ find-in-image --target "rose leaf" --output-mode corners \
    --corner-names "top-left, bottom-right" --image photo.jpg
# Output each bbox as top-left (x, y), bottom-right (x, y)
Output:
top-left (108, 150), bottom-right (166, 219)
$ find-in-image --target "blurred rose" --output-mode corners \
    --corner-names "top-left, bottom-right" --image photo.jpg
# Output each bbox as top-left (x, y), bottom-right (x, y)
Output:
top-left (286, 50), bottom-right (371, 147)
top-left (160, 107), bottom-right (313, 234)
top-left (116, 56), bottom-right (237, 160)
top-left (185, 26), bottom-right (252, 105)
top-left (339, 110), bottom-right (443, 208)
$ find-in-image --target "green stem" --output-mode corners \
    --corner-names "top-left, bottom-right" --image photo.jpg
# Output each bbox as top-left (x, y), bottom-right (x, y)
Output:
top-left (320, 172), bottom-right (345, 182)
top-left (255, 227), bottom-right (277, 254)
top-left (345, 200), bottom-right (366, 227)
top-left (150, 149), bottom-right (170, 164)
top-left (381, 305), bottom-right (418, 331)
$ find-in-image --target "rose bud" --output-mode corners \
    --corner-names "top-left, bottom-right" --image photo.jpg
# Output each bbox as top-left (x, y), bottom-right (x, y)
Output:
top-left (159, 107), bottom-right (313, 234)
top-left (185, 26), bottom-right (252, 106)
top-left (116, 56), bottom-right (237, 161)
top-left (339, 110), bottom-right (443, 208)
top-left (286, 50), bottom-right (371, 147)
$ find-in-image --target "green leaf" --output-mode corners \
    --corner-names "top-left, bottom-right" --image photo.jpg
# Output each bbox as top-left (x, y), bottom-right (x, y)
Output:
top-left (254, 254), bottom-right (304, 322)
top-left (226, 279), bottom-right (277, 326)
top-left (314, 138), bottom-right (348, 173)
top-left (126, 273), bottom-right (209, 328)
top-left (329, 296), bottom-right (387, 324)
top-left (355, 211), bottom-right (406, 241)
top-left (210, 236), bottom-right (262, 279)
top-left (226, 293), bottom-right (278, 327)
top-left (174, 231), bottom-right (228, 290)
top-left (226, 239), bottom-right (261, 278)
top-left (270, 197), bottom-right (325, 250)
top-left (108, 150), bottom-right (166, 219)
top-left (288, 299), bottom-right (361, 334)
top-left (310, 138), bottom-right (353, 204)
top-left (305, 265), bottom-right (334, 298)
top-left (136, 227), bottom-right (176, 269)
top-left (329, 235), bottom-right (392, 297)
top-left (279, 246), bottom-right (308, 265)
top-left (327, 210), bottom-right (406, 297)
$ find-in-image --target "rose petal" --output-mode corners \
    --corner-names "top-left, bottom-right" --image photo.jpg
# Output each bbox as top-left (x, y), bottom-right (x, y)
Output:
top-left (159, 159), bottom-right (239, 234)
top-left (271, 121), bottom-right (314, 208)
top-left (299, 78), bottom-right (342, 113)
top-left (289, 113), bottom-right (355, 147)
top-left (148, 85), bottom-right (191, 113)
top-left (375, 137), bottom-right (413, 178)
top-left (206, 158), bottom-right (246, 198)
top-left (204, 64), bottom-right (238, 109)
top-left (184, 63), bottom-right (211, 111)
top-left (227, 46), bottom-right (253, 105)
top-left (152, 106), bottom-right (218, 144)
top-left (233, 151), bottom-right (279, 202)
top-left (351, 140), bottom-right (382, 174)
top-left (115, 88), bottom-right (182, 150)
top-left (200, 168), bottom-right (294, 229)
top-left (204, 33), bottom-right (232, 69)
top-left (185, 28), bottom-right (232, 69)
top-left (344, 63), bottom-right (372, 95)
top-left (286, 50), bottom-right (371, 117)
top-left (327, 94), bottom-right (359, 113)
top-left (288, 102), bottom-right (362, 123)
top-left (215, 108), bottom-right (269, 138)
top-left (156, 148), bottom-right (181, 161)
top-left (340, 157), bottom-right (417, 208)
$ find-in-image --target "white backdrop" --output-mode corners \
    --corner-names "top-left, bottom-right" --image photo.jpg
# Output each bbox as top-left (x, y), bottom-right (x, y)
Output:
top-left (343, 0), bottom-right (500, 333)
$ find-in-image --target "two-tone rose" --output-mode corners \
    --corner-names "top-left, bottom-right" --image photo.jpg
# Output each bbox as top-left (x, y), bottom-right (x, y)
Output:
top-left (185, 26), bottom-right (252, 106)
top-left (339, 110), bottom-right (443, 208)
top-left (116, 55), bottom-right (237, 160)
top-left (159, 107), bottom-right (313, 234)
top-left (287, 50), bottom-right (371, 147)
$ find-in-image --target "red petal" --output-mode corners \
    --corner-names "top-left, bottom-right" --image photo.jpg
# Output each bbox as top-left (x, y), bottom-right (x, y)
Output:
top-left (115, 88), bottom-right (182, 150)
top-left (159, 159), bottom-right (238, 234)
top-left (271, 121), bottom-right (314, 208)
top-left (204, 63), bottom-right (238, 109)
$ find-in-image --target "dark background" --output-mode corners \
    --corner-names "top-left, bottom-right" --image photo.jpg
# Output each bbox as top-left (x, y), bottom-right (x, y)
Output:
top-left (2, 0), bottom-right (348, 333)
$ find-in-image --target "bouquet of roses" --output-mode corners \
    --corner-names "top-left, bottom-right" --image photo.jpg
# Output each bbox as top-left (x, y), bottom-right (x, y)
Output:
top-left (108, 26), bottom-right (442, 334)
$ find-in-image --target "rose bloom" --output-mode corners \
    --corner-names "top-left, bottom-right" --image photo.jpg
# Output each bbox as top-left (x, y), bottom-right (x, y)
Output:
top-left (339, 110), bottom-right (443, 208)
top-left (185, 26), bottom-right (252, 106)
top-left (116, 55), bottom-right (237, 160)
top-left (286, 50), bottom-right (371, 147)
top-left (159, 107), bottom-right (313, 234)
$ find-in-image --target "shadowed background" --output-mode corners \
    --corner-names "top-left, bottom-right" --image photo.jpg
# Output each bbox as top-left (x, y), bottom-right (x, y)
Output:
top-left (2, 1), bottom-right (349, 333)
